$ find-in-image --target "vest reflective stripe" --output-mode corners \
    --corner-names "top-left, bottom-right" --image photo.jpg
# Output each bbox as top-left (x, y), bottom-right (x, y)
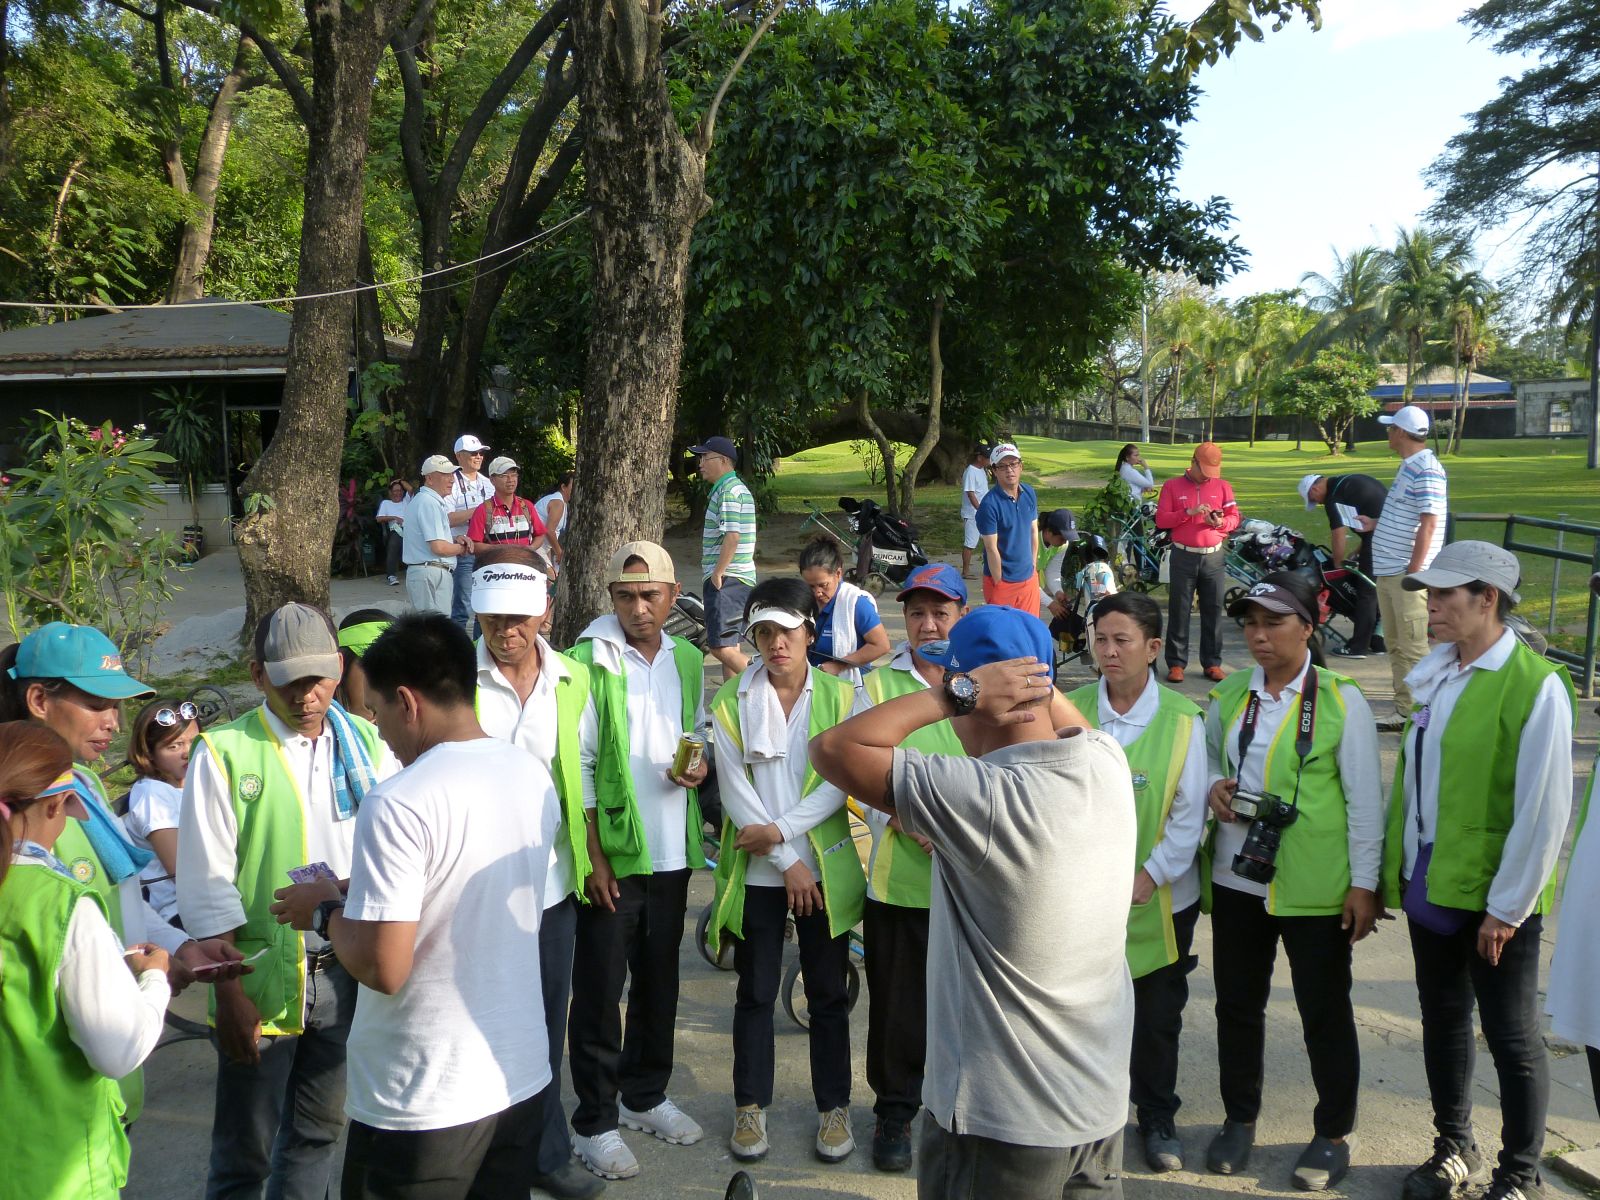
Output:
top-left (861, 665), bottom-right (961, 909)
top-left (200, 707), bottom-right (382, 1036)
top-left (0, 867), bottom-right (129, 1199)
top-left (707, 669), bottom-right (866, 952)
top-left (569, 636), bottom-right (707, 880)
top-left (1071, 681), bottom-right (1200, 978)
top-left (1380, 646), bottom-right (1575, 914)
top-left (1207, 667), bottom-right (1355, 917)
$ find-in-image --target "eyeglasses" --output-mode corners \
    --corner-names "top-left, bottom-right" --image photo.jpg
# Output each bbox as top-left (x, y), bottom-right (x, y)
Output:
top-left (154, 702), bottom-right (198, 727)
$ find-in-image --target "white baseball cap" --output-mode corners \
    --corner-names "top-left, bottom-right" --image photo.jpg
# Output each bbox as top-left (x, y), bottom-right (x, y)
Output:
top-left (472, 563), bottom-right (548, 617)
top-left (1402, 540), bottom-right (1521, 604)
top-left (744, 606), bottom-right (809, 632)
top-left (453, 434), bottom-right (488, 454)
top-left (989, 442), bottom-right (1021, 464)
top-left (420, 454), bottom-right (455, 475)
top-left (1379, 405), bottom-right (1430, 437)
top-left (1298, 474), bottom-right (1324, 510)
top-left (487, 455), bottom-right (519, 476)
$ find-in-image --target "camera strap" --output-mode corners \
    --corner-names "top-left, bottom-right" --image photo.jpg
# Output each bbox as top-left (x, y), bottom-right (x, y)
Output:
top-left (1235, 666), bottom-right (1319, 808)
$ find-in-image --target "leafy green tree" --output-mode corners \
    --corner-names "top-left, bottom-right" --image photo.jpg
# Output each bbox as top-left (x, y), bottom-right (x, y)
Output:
top-left (1383, 226), bottom-right (1468, 402)
top-left (1234, 289), bottom-right (1312, 444)
top-left (1271, 346), bottom-right (1381, 454)
top-left (1300, 245), bottom-right (1389, 353)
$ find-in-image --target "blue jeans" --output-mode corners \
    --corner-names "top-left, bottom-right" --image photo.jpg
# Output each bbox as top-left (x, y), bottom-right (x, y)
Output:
top-left (205, 959), bottom-right (357, 1200)
top-left (450, 554), bottom-right (476, 631)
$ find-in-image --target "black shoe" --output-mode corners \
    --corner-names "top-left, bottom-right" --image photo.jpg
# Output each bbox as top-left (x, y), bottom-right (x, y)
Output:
top-left (1402, 1138), bottom-right (1490, 1200)
top-left (1206, 1120), bottom-right (1255, 1175)
top-left (1292, 1135), bottom-right (1352, 1191)
top-left (1483, 1176), bottom-right (1543, 1200)
top-left (531, 1159), bottom-right (608, 1199)
top-left (1140, 1118), bottom-right (1184, 1172)
top-left (872, 1118), bottom-right (913, 1172)
top-left (1332, 647), bottom-right (1368, 659)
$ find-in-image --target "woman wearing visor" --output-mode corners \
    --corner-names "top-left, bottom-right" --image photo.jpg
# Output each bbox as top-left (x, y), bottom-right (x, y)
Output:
top-left (1202, 571), bottom-right (1382, 1191)
top-left (1381, 542), bottom-right (1574, 1200)
top-left (707, 577), bottom-right (866, 1167)
top-left (0, 721), bottom-right (171, 1198)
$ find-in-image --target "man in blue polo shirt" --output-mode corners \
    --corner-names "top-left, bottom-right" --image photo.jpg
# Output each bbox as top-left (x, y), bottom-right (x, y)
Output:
top-left (974, 443), bottom-right (1040, 613)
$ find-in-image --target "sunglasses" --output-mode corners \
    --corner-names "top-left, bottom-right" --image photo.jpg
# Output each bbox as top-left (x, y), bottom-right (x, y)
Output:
top-left (154, 702), bottom-right (199, 727)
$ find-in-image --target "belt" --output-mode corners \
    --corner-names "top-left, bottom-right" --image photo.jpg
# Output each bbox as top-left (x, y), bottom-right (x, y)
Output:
top-left (409, 560), bottom-right (451, 570)
top-left (1174, 543), bottom-right (1225, 555)
top-left (306, 946), bottom-right (339, 974)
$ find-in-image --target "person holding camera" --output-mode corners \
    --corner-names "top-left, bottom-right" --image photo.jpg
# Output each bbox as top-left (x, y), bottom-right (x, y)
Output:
top-left (1380, 542), bottom-right (1574, 1200)
top-left (1202, 571), bottom-right (1382, 1191)
top-left (1066, 592), bottom-right (1207, 1174)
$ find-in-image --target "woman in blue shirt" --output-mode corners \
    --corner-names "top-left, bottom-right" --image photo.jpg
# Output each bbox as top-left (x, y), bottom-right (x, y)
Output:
top-left (798, 538), bottom-right (889, 688)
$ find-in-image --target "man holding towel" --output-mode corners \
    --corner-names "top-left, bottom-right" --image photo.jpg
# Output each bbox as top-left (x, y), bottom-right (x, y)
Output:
top-left (179, 603), bottom-right (397, 1200)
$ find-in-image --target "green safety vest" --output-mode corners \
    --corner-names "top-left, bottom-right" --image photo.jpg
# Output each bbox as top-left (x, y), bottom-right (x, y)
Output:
top-left (199, 706), bottom-right (383, 1036)
top-left (1380, 644), bottom-right (1575, 915)
top-left (1037, 543), bottom-right (1065, 593)
top-left (569, 635), bottom-right (707, 880)
top-left (0, 865), bottom-right (130, 1199)
top-left (474, 643), bottom-right (594, 897)
top-left (1070, 681), bottom-right (1201, 978)
top-left (707, 668), bottom-right (865, 953)
top-left (1205, 666), bottom-right (1357, 917)
top-left (53, 768), bottom-right (143, 1122)
top-left (861, 663), bottom-right (963, 909)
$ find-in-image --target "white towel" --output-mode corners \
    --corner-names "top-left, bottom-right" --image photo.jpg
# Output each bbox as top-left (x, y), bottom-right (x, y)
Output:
top-left (576, 613), bottom-right (627, 674)
top-left (829, 579), bottom-right (875, 689)
top-left (740, 663), bottom-right (791, 763)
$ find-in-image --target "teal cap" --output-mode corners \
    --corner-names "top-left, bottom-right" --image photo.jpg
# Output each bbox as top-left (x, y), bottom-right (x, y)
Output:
top-left (9, 622), bottom-right (154, 700)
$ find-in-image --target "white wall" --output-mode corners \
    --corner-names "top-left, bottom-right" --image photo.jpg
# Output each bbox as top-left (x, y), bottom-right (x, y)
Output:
top-left (141, 483), bottom-right (232, 554)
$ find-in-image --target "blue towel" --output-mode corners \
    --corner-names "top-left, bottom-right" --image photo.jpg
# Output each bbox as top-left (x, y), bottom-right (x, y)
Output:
top-left (326, 701), bottom-right (378, 820)
top-left (72, 767), bottom-right (153, 885)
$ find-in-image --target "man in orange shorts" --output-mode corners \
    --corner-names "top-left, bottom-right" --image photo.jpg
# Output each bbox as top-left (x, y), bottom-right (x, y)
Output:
top-left (974, 443), bottom-right (1041, 613)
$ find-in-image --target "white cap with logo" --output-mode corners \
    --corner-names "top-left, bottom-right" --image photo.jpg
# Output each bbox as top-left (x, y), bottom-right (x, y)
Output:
top-left (989, 442), bottom-right (1022, 464)
top-left (471, 563), bottom-right (548, 617)
top-left (1379, 405), bottom-right (1430, 437)
top-left (1298, 474), bottom-right (1324, 510)
top-left (420, 453), bottom-right (455, 476)
top-left (454, 434), bottom-right (488, 454)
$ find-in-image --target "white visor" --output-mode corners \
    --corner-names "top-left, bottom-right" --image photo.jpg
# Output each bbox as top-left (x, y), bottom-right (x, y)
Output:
top-left (744, 606), bottom-right (808, 632)
top-left (472, 564), bottom-right (548, 617)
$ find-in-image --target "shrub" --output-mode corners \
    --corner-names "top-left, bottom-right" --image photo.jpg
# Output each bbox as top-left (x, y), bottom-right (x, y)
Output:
top-left (490, 397), bottom-right (576, 496)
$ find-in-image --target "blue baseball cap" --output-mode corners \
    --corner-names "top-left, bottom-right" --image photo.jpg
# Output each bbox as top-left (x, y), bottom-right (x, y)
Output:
top-left (915, 604), bottom-right (1052, 673)
top-left (689, 436), bottom-right (738, 463)
top-left (896, 563), bottom-right (967, 606)
top-left (9, 622), bottom-right (154, 700)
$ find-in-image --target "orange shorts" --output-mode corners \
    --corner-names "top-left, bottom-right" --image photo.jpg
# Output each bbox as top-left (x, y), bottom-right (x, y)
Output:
top-left (982, 575), bottom-right (1041, 615)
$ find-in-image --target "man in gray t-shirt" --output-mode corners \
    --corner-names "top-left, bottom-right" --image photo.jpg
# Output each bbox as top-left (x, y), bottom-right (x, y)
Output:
top-left (812, 605), bottom-right (1135, 1200)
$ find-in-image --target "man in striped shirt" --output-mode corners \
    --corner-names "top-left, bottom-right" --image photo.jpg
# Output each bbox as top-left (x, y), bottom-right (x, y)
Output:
top-left (1358, 404), bottom-right (1447, 729)
top-left (694, 436), bottom-right (756, 675)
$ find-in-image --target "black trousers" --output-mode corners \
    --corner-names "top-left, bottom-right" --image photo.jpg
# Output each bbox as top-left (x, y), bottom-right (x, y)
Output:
top-left (384, 529), bottom-right (403, 579)
top-left (341, 1090), bottom-right (542, 1199)
top-left (1130, 901), bottom-right (1200, 1127)
top-left (732, 884), bottom-right (851, 1111)
top-left (534, 897), bottom-right (576, 1175)
top-left (1408, 913), bottom-right (1548, 1187)
top-left (917, 1114), bottom-right (1124, 1200)
top-left (1165, 547), bottom-right (1226, 670)
top-left (864, 897), bottom-right (929, 1122)
top-left (1589, 1047), bottom-right (1600, 1120)
top-left (568, 867), bottom-right (692, 1136)
top-left (1345, 537), bottom-right (1379, 653)
top-left (1210, 884), bottom-right (1359, 1138)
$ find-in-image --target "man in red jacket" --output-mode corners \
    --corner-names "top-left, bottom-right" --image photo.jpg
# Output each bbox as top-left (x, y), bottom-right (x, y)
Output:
top-left (1154, 442), bottom-right (1240, 683)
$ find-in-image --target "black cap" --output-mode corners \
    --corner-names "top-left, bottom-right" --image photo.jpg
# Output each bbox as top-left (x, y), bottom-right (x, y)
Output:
top-left (1042, 508), bottom-right (1079, 541)
top-left (1226, 581), bottom-right (1313, 623)
top-left (689, 436), bottom-right (738, 463)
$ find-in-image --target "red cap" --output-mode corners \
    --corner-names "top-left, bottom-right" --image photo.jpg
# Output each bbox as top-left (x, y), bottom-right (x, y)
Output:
top-left (1194, 442), bottom-right (1222, 479)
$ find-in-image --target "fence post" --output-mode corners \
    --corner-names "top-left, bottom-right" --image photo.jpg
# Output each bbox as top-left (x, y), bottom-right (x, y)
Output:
top-left (1549, 515), bottom-right (1566, 636)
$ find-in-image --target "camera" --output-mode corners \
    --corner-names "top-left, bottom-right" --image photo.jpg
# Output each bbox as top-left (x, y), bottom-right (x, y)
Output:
top-left (1230, 789), bottom-right (1299, 884)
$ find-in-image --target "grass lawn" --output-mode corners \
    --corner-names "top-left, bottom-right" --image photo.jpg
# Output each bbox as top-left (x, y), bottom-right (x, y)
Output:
top-left (775, 436), bottom-right (1600, 652)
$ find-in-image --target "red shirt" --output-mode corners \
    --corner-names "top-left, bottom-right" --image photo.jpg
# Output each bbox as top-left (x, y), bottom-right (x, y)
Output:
top-left (467, 495), bottom-right (546, 547)
top-left (1154, 473), bottom-right (1240, 548)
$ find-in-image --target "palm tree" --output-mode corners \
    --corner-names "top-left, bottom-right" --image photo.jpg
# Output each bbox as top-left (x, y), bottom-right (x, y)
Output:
top-left (1441, 270), bottom-right (1496, 453)
top-left (1195, 308), bottom-right (1243, 441)
top-left (1301, 246), bottom-right (1390, 353)
top-left (1235, 292), bottom-right (1313, 445)
top-left (1151, 291), bottom-right (1207, 445)
top-left (1383, 227), bottom-right (1470, 403)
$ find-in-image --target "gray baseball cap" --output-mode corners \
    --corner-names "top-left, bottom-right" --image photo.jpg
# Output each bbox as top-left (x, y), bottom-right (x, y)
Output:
top-left (259, 603), bottom-right (343, 686)
top-left (1402, 540), bottom-right (1521, 605)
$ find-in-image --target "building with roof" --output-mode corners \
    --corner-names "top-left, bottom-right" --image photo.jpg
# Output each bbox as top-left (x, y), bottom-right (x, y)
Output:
top-left (1367, 364), bottom-right (1518, 438)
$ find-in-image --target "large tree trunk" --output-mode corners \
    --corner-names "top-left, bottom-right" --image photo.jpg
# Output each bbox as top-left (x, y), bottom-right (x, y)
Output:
top-left (234, 0), bottom-right (407, 632)
top-left (167, 35), bottom-right (253, 302)
top-left (857, 390), bottom-right (899, 515)
top-left (896, 295), bottom-right (945, 517)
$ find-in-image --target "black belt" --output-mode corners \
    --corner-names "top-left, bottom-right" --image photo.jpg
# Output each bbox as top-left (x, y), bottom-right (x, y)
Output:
top-left (306, 947), bottom-right (339, 974)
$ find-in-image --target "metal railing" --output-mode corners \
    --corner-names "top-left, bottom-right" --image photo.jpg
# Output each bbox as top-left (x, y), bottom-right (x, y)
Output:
top-left (1446, 512), bottom-right (1600, 697)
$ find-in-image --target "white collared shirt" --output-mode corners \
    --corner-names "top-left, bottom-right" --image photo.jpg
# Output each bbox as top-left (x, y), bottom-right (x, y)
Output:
top-left (474, 637), bottom-right (599, 906)
top-left (1095, 671), bottom-right (1208, 911)
top-left (713, 668), bottom-right (848, 887)
top-left (1398, 628), bottom-right (1573, 925)
top-left (177, 704), bottom-right (398, 944)
top-left (1204, 654), bottom-right (1383, 897)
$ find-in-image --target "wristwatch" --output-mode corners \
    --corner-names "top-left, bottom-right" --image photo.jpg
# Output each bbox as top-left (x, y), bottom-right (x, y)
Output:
top-left (312, 898), bottom-right (345, 939)
top-left (943, 671), bottom-right (979, 717)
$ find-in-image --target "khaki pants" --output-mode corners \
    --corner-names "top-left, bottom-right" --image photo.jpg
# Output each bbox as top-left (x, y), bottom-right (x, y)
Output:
top-left (1376, 572), bottom-right (1429, 715)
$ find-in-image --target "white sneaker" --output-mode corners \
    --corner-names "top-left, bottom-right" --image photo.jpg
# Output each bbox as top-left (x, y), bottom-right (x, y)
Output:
top-left (620, 1098), bottom-right (703, 1145)
top-left (571, 1129), bottom-right (639, 1180)
top-left (730, 1104), bottom-right (769, 1161)
top-left (816, 1106), bottom-right (855, 1163)
top-left (386, 575), bottom-right (399, 586)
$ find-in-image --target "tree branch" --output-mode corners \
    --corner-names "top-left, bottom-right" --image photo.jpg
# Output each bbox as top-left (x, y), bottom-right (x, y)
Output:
top-left (174, 0), bottom-right (314, 124)
top-left (391, 43), bottom-right (435, 220)
top-left (694, 0), bottom-right (782, 155)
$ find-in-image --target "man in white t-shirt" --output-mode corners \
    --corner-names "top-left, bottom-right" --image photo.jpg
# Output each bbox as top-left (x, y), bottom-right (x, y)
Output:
top-left (960, 447), bottom-right (991, 578)
top-left (272, 613), bottom-right (559, 1199)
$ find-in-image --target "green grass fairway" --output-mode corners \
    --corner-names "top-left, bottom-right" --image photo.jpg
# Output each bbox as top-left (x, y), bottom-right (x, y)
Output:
top-left (775, 436), bottom-right (1600, 649)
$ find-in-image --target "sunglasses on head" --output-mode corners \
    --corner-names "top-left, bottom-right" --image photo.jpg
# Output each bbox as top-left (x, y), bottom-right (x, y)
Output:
top-left (154, 702), bottom-right (198, 727)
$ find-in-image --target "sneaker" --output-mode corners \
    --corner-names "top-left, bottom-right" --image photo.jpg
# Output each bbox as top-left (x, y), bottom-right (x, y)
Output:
top-left (1167, 666), bottom-right (1185, 683)
top-left (386, 575), bottom-right (399, 586)
top-left (571, 1130), bottom-right (639, 1181)
top-left (1140, 1117), bottom-right (1184, 1173)
top-left (1483, 1177), bottom-right (1543, 1200)
top-left (1401, 1137), bottom-right (1490, 1200)
top-left (1292, 1135), bottom-right (1352, 1191)
top-left (1376, 712), bottom-right (1408, 733)
top-left (816, 1106), bottom-right (855, 1163)
top-left (530, 1159), bottom-right (607, 1198)
top-left (1204, 665), bottom-right (1226, 682)
top-left (872, 1117), bottom-right (913, 1172)
top-left (730, 1105), bottom-right (768, 1161)
top-left (1206, 1120), bottom-right (1256, 1175)
top-left (1331, 646), bottom-right (1368, 659)
top-left (620, 1098), bottom-right (702, 1145)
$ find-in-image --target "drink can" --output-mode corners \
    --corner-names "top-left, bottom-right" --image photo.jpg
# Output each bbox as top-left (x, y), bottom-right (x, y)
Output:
top-left (672, 733), bottom-right (705, 778)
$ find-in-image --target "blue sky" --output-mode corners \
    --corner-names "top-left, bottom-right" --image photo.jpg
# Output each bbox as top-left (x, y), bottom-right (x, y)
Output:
top-left (1169, 0), bottom-right (1533, 300)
